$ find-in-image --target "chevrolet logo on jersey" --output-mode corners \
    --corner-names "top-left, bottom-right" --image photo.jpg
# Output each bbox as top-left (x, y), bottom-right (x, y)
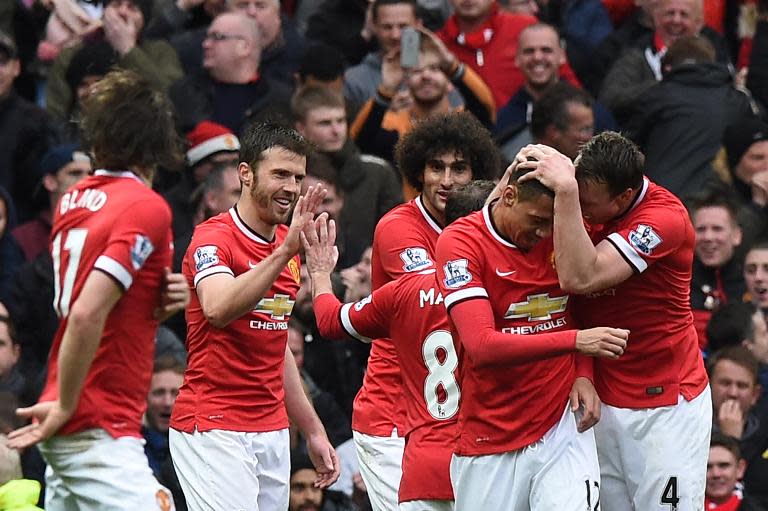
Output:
top-left (505, 294), bottom-right (568, 321)
top-left (254, 294), bottom-right (295, 320)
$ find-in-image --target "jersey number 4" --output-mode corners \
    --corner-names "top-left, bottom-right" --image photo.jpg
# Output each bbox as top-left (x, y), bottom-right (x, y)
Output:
top-left (422, 330), bottom-right (460, 420)
top-left (52, 228), bottom-right (88, 318)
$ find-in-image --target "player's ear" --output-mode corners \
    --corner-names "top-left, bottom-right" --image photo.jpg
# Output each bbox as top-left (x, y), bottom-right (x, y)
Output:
top-left (238, 162), bottom-right (253, 187)
top-left (502, 184), bottom-right (517, 206)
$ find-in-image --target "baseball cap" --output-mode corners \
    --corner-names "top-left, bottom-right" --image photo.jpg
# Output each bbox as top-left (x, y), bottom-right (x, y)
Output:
top-left (39, 144), bottom-right (90, 177)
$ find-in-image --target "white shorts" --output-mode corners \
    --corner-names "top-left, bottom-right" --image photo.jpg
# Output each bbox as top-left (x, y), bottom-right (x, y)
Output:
top-left (450, 404), bottom-right (600, 511)
top-left (595, 387), bottom-right (712, 511)
top-left (169, 427), bottom-right (289, 511)
top-left (39, 429), bottom-right (174, 511)
top-left (400, 499), bottom-right (454, 511)
top-left (352, 429), bottom-right (404, 511)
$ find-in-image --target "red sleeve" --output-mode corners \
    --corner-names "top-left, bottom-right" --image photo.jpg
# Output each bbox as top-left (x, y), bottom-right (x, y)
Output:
top-left (313, 284), bottom-right (393, 342)
top-left (449, 299), bottom-right (577, 368)
top-left (93, 197), bottom-right (172, 290)
top-left (185, 223), bottom-right (235, 287)
top-left (575, 354), bottom-right (594, 382)
top-left (372, 215), bottom-right (435, 287)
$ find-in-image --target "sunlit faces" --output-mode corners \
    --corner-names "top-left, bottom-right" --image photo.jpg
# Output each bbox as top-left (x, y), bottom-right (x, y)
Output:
top-left (202, 14), bottom-right (254, 78)
top-left (503, 189), bottom-right (554, 251)
top-left (744, 248), bottom-right (768, 309)
top-left (408, 50), bottom-right (449, 105)
top-left (693, 206), bottom-right (742, 268)
top-left (244, 147), bottom-right (306, 226)
top-left (706, 445), bottom-right (745, 505)
top-left (516, 25), bottom-right (564, 90)
top-left (710, 358), bottom-right (760, 415)
top-left (373, 3), bottom-right (419, 54)
top-left (145, 369), bottom-right (183, 433)
top-left (420, 151), bottom-right (473, 223)
top-left (297, 107), bottom-right (347, 153)
top-left (733, 140), bottom-right (768, 185)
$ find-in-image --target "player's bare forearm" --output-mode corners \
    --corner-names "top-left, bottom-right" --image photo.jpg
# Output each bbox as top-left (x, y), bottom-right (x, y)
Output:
top-left (283, 346), bottom-right (325, 436)
top-left (58, 270), bottom-right (123, 412)
top-left (553, 185), bottom-right (601, 291)
top-left (197, 247), bottom-right (295, 328)
top-left (310, 271), bottom-right (334, 299)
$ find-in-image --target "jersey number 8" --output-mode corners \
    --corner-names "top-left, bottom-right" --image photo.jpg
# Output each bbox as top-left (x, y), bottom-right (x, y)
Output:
top-left (422, 330), bottom-right (460, 420)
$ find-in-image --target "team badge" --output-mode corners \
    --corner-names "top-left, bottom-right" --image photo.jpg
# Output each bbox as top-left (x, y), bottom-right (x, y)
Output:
top-left (130, 234), bottom-right (154, 270)
top-left (194, 245), bottom-right (219, 272)
top-left (400, 247), bottom-right (433, 272)
top-left (155, 489), bottom-right (172, 511)
top-left (443, 259), bottom-right (472, 289)
top-left (354, 294), bottom-right (373, 311)
top-left (628, 224), bottom-right (662, 255)
top-left (287, 258), bottom-right (300, 284)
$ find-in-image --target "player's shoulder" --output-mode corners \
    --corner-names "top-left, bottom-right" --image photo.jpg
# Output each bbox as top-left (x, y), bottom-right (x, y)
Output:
top-left (392, 269), bottom-right (441, 305)
top-left (629, 180), bottom-right (689, 227)
top-left (440, 209), bottom-right (484, 243)
top-left (191, 210), bottom-right (236, 241)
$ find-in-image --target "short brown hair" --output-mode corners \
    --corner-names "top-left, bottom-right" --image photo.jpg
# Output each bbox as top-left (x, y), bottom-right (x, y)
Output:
top-left (576, 131), bottom-right (645, 197)
top-left (708, 345), bottom-right (759, 385)
top-left (153, 354), bottom-right (186, 375)
top-left (291, 85), bottom-right (345, 123)
top-left (82, 70), bottom-right (183, 176)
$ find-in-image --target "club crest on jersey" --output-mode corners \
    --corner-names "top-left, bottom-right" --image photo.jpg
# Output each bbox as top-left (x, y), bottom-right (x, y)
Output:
top-left (505, 293), bottom-right (568, 321)
top-left (443, 259), bottom-right (471, 289)
top-left (287, 258), bottom-right (300, 284)
top-left (400, 247), bottom-right (432, 272)
top-left (354, 294), bottom-right (373, 311)
top-left (194, 245), bottom-right (219, 272)
top-left (254, 293), bottom-right (295, 320)
top-left (130, 234), bottom-right (154, 270)
top-left (628, 224), bottom-right (662, 255)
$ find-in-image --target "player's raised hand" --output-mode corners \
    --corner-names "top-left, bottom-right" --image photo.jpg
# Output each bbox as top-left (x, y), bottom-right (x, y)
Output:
top-left (284, 185), bottom-right (327, 255)
top-left (569, 377), bottom-right (601, 432)
top-left (301, 213), bottom-right (339, 276)
top-left (7, 401), bottom-right (72, 450)
top-left (575, 327), bottom-right (629, 359)
top-left (516, 144), bottom-right (578, 194)
top-left (306, 432), bottom-right (341, 488)
top-left (155, 268), bottom-right (190, 321)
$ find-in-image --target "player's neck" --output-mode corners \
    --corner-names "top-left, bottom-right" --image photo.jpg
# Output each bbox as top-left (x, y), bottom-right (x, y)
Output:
top-left (421, 195), bottom-right (446, 227)
top-left (128, 166), bottom-right (153, 186)
top-left (235, 197), bottom-right (278, 241)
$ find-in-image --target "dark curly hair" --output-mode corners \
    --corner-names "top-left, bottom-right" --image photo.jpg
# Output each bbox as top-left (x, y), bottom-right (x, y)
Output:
top-left (395, 111), bottom-right (500, 192)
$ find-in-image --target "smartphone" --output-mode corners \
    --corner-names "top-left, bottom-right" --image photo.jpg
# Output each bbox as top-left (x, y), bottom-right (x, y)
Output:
top-left (400, 27), bottom-right (420, 69)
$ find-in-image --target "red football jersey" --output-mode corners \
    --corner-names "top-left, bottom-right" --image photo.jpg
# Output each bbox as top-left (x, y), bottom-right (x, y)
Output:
top-left (171, 207), bottom-right (301, 433)
top-left (39, 170), bottom-right (173, 438)
top-left (320, 270), bottom-right (457, 502)
top-left (575, 178), bottom-right (708, 408)
top-left (355, 196), bottom-right (443, 436)
top-left (435, 204), bottom-right (576, 456)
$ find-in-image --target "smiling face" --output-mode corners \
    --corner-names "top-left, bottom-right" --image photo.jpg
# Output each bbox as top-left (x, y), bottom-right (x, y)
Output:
top-left (516, 25), bottom-right (564, 91)
top-left (408, 50), bottom-right (449, 106)
top-left (706, 445), bottom-right (745, 504)
top-left (693, 206), bottom-right (741, 268)
top-left (244, 146), bottom-right (306, 227)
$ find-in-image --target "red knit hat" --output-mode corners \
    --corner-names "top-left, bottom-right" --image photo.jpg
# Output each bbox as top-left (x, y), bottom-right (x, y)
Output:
top-left (186, 121), bottom-right (240, 166)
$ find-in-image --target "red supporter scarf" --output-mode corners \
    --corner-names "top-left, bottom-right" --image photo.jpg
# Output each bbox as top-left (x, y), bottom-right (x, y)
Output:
top-left (705, 491), bottom-right (743, 511)
top-left (442, 4), bottom-right (499, 66)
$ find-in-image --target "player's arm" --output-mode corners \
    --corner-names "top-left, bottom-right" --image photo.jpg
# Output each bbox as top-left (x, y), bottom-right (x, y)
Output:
top-left (8, 270), bottom-right (123, 449)
top-left (302, 215), bottom-right (390, 342)
top-left (283, 345), bottom-right (340, 488)
top-left (196, 187), bottom-right (325, 328)
top-left (516, 145), bottom-right (634, 293)
top-left (446, 298), bottom-right (628, 367)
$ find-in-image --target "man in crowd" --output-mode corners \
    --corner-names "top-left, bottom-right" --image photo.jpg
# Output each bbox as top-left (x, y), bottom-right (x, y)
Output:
top-left (688, 190), bottom-right (746, 348)
top-left (706, 433), bottom-right (746, 510)
top-left (519, 132), bottom-right (711, 509)
top-left (169, 122), bottom-right (339, 510)
top-left (7, 69), bottom-right (189, 510)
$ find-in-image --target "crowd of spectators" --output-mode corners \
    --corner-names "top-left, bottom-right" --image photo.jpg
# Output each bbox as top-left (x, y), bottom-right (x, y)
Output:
top-left (0, 0), bottom-right (768, 508)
